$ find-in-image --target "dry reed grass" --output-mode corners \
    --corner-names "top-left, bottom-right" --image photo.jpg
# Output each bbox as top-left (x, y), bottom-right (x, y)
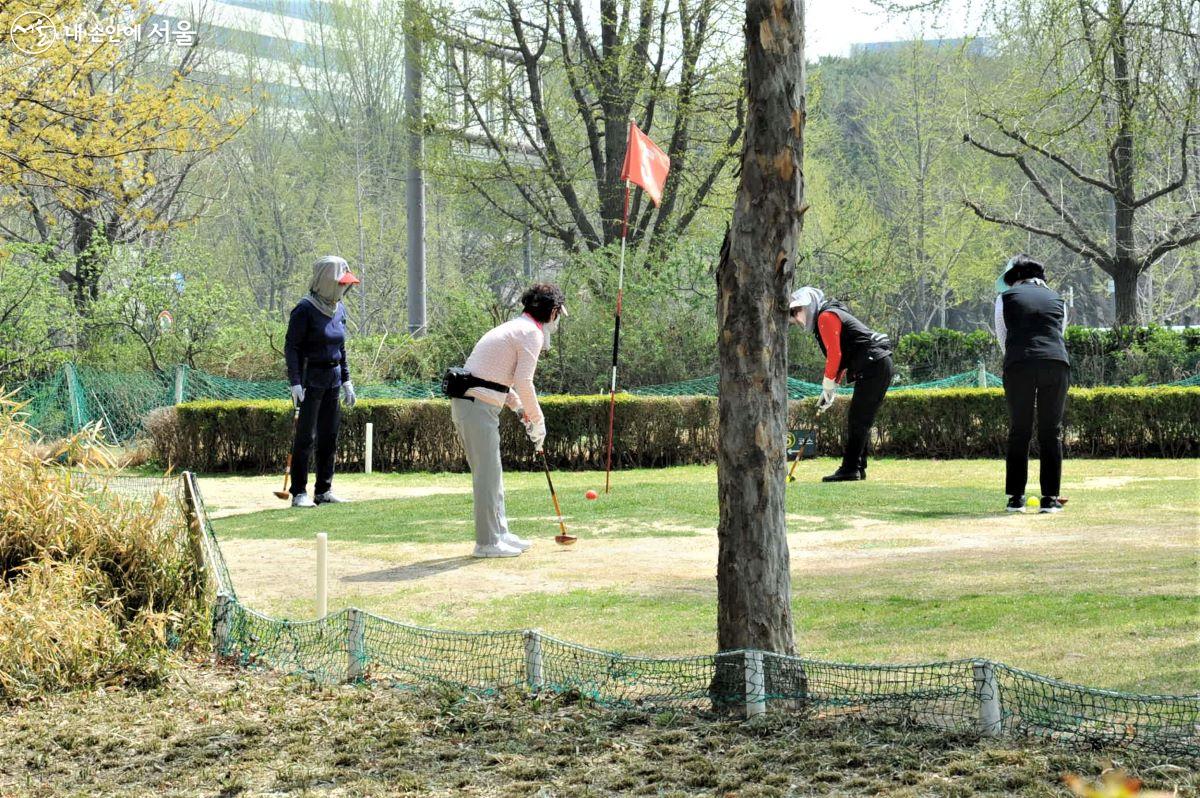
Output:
top-left (0, 396), bottom-right (203, 701)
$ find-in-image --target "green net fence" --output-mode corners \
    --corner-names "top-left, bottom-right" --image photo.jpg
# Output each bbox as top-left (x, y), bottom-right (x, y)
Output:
top-left (11, 363), bottom-right (1195, 445)
top-left (633, 368), bottom-right (1004, 399)
top-left (11, 365), bottom-right (441, 445)
top-left (69, 471), bottom-right (1188, 758)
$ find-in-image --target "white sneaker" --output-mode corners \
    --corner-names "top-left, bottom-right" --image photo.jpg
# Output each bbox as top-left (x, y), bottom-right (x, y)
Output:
top-left (314, 491), bottom-right (347, 505)
top-left (291, 493), bottom-right (316, 508)
top-left (472, 541), bottom-right (522, 558)
top-left (500, 532), bottom-right (533, 552)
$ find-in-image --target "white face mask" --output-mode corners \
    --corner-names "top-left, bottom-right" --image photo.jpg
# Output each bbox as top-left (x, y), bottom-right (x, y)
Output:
top-left (544, 316), bottom-right (560, 335)
top-left (791, 308), bottom-right (809, 328)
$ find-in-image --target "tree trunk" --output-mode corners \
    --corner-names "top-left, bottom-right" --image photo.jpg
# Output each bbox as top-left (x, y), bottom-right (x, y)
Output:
top-left (712, 0), bottom-right (804, 708)
top-left (71, 215), bottom-right (101, 311)
top-left (1112, 262), bottom-right (1141, 327)
top-left (1107, 1), bottom-right (1140, 328)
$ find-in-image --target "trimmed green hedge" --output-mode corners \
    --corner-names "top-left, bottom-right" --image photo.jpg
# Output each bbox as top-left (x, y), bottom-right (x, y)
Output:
top-left (150, 388), bottom-right (1199, 472)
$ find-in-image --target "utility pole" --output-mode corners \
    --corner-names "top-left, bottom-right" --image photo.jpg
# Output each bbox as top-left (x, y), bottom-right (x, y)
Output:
top-left (405, 0), bottom-right (427, 337)
top-left (523, 225), bottom-right (533, 280)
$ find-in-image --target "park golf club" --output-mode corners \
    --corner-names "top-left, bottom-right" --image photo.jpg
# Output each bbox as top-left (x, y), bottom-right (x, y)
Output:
top-left (273, 400), bottom-right (301, 500)
top-left (539, 449), bottom-right (576, 545)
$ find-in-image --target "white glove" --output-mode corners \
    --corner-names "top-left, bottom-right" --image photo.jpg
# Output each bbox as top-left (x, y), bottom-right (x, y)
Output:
top-left (290, 384), bottom-right (306, 405)
top-left (524, 417), bottom-right (546, 451)
top-left (342, 381), bottom-right (357, 407)
top-left (816, 376), bottom-right (838, 414)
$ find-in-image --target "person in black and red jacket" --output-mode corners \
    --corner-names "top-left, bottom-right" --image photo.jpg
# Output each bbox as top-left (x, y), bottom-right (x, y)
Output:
top-left (789, 286), bottom-right (894, 482)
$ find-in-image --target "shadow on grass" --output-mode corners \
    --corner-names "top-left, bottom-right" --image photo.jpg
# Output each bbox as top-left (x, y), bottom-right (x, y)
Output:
top-left (343, 556), bottom-right (479, 583)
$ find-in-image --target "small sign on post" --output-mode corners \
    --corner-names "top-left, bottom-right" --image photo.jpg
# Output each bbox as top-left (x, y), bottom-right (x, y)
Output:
top-left (786, 429), bottom-right (817, 461)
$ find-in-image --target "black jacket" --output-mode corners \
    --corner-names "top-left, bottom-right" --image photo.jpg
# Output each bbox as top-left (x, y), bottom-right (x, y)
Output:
top-left (813, 300), bottom-right (892, 381)
top-left (999, 283), bottom-right (1069, 370)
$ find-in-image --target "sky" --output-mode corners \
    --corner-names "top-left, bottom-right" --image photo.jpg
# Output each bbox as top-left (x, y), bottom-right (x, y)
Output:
top-left (806, 0), bottom-right (986, 58)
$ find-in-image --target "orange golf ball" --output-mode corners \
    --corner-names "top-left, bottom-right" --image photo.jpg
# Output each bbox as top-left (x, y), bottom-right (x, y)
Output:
top-left (585, 490), bottom-right (598, 500)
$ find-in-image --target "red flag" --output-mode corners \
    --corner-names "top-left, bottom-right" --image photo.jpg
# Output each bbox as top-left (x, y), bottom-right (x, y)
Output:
top-left (619, 121), bottom-right (670, 206)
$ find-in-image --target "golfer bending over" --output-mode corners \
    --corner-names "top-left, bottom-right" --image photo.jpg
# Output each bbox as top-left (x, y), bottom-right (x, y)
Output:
top-left (995, 255), bottom-right (1069, 514)
top-left (284, 255), bottom-right (360, 508)
top-left (445, 283), bottom-right (567, 558)
top-left (789, 286), bottom-right (893, 482)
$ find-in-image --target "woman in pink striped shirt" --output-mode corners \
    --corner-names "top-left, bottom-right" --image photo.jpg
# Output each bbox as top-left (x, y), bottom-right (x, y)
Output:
top-left (449, 284), bottom-right (567, 558)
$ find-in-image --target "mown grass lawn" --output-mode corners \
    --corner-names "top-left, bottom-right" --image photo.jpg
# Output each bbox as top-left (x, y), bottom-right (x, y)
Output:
top-left (208, 458), bottom-right (1200, 695)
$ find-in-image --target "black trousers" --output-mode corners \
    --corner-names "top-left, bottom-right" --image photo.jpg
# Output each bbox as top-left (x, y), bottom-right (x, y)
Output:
top-left (1003, 360), bottom-right (1069, 497)
top-left (290, 385), bottom-right (341, 496)
top-left (841, 356), bottom-right (894, 472)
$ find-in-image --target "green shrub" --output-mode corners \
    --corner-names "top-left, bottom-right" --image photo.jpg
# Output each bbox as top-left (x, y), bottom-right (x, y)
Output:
top-left (155, 387), bottom-right (1199, 472)
top-left (894, 328), bottom-right (999, 382)
top-left (1064, 325), bottom-right (1200, 387)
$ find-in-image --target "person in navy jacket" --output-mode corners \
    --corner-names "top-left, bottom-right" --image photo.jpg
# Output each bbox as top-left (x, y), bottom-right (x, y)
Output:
top-left (284, 255), bottom-right (360, 508)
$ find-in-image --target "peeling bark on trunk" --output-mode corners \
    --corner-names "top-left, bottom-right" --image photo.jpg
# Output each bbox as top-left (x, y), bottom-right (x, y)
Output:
top-left (711, 0), bottom-right (805, 711)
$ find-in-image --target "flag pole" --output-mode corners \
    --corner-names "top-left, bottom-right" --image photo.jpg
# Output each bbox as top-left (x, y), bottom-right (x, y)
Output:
top-left (604, 180), bottom-right (631, 493)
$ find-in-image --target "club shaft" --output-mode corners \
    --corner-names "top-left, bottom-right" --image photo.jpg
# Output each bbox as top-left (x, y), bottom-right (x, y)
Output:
top-left (282, 407), bottom-right (299, 491)
top-left (541, 452), bottom-right (568, 536)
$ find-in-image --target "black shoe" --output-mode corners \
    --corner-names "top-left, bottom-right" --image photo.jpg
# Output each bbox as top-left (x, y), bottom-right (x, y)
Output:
top-left (1005, 495), bottom-right (1025, 513)
top-left (822, 469), bottom-right (864, 482)
top-left (1039, 496), bottom-right (1064, 514)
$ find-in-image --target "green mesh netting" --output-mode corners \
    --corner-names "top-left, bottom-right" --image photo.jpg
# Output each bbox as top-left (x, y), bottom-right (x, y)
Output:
top-left (633, 368), bottom-right (1003, 399)
top-left (81, 473), bottom-right (1185, 758)
top-left (9, 365), bottom-right (442, 444)
top-left (9, 363), bottom-right (1191, 445)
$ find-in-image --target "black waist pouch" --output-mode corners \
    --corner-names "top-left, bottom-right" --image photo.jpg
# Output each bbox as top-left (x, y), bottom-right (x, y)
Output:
top-left (442, 368), bottom-right (510, 400)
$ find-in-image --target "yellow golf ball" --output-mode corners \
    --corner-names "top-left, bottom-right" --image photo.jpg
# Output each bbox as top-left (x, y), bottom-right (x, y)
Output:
top-left (1026, 496), bottom-right (1040, 508)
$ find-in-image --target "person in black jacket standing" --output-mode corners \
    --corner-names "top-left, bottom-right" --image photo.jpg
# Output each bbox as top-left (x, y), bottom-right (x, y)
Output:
top-left (994, 255), bottom-right (1070, 514)
top-left (284, 255), bottom-right (360, 508)
top-left (789, 286), bottom-right (894, 482)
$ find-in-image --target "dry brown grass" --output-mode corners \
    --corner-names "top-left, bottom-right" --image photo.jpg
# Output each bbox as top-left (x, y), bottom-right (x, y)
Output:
top-left (0, 397), bottom-right (204, 702)
top-left (1, 663), bottom-right (1196, 797)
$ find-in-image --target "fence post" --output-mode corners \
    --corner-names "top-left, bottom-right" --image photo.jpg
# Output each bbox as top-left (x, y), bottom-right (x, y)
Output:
top-left (63, 363), bottom-right (84, 432)
top-left (973, 660), bottom-right (1002, 737)
top-left (977, 359), bottom-right (988, 389)
top-left (744, 650), bottom-right (766, 717)
top-left (365, 422), bottom-right (373, 474)
top-left (524, 630), bottom-right (544, 691)
top-left (213, 593), bottom-right (233, 655)
top-left (316, 532), bottom-right (328, 619)
top-left (180, 472), bottom-right (209, 603)
top-left (346, 608), bottom-right (365, 682)
top-left (174, 364), bottom-right (186, 405)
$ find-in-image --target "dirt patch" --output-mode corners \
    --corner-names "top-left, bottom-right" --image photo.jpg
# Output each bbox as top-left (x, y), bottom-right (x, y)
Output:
top-left (1070, 475), bottom-right (1197, 490)
top-left (202, 476), bottom-right (468, 518)
top-left (221, 512), bottom-right (1116, 610)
